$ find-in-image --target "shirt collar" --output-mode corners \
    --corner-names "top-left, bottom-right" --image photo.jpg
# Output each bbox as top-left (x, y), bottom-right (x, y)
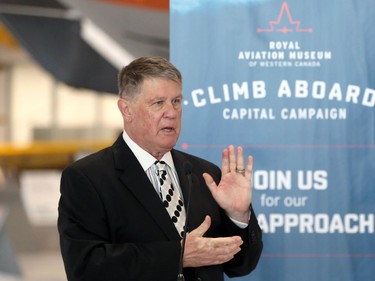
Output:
top-left (122, 130), bottom-right (175, 171)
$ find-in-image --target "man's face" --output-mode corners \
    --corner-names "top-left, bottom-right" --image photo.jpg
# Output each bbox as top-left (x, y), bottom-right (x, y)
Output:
top-left (118, 78), bottom-right (182, 159)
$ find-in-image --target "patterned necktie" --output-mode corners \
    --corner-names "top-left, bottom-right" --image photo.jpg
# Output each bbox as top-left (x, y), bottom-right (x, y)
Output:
top-left (155, 161), bottom-right (186, 237)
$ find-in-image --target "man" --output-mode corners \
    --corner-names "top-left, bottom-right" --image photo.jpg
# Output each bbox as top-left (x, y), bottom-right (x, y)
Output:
top-left (58, 56), bottom-right (262, 281)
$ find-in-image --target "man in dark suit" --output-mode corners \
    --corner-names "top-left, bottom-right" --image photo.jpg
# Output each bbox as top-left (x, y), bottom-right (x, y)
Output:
top-left (58, 56), bottom-right (262, 281)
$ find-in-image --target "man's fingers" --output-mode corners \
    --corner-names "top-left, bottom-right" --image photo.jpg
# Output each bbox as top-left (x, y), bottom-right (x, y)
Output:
top-left (245, 155), bottom-right (253, 178)
top-left (190, 215), bottom-right (211, 237)
top-left (228, 145), bottom-right (236, 172)
top-left (183, 235), bottom-right (244, 267)
top-left (236, 146), bottom-right (245, 170)
top-left (221, 148), bottom-right (229, 174)
top-left (208, 239), bottom-right (243, 264)
top-left (222, 145), bottom-right (251, 175)
top-left (208, 236), bottom-right (243, 253)
top-left (202, 173), bottom-right (217, 195)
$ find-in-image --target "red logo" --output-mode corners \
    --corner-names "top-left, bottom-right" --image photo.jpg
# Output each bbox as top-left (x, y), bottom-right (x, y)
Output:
top-left (257, 2), bottom-right (313, 33)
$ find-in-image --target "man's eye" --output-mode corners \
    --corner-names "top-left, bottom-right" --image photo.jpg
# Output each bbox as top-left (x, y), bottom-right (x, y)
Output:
top-left (173, 98), bottom-right (182, 105)
top-left (153, 100), bottom-right (164, 106)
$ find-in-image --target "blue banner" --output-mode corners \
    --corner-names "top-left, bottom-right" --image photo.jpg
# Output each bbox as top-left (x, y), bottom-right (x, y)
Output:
top-left (171, 1), bottom-right (375, 281)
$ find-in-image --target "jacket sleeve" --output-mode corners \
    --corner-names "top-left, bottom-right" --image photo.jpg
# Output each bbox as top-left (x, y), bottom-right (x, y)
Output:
top-left (222, 206), bottom-right (263, 277)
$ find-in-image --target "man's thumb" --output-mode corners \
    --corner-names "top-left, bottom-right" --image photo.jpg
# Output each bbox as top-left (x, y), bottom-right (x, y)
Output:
top-left (191, 215), bottom-right (211, 237)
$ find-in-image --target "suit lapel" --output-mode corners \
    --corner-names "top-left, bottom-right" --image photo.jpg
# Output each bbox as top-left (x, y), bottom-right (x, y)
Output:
top-left (111, 136), bottom-right (180, 240)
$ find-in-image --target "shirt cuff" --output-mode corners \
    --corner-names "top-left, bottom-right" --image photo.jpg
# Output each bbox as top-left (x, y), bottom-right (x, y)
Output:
top-left (228, 210), bottom-right (251, 229)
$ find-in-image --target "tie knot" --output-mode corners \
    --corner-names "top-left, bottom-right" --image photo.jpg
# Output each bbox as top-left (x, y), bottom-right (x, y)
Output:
top-left (155, 160), bottom-right (167, 169)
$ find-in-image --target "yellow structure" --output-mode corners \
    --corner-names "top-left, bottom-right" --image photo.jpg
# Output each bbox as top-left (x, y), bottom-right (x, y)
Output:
top-left (0, 140), bottom-right (111, 169)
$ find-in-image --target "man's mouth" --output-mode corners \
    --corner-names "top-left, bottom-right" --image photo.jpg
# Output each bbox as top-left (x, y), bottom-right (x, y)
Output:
top-left (161, 126), bottom-right (175, 132)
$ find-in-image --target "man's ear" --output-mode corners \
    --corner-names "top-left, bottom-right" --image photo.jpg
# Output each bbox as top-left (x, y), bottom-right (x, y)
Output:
top-left (117, 98), bottom-right (132, 122)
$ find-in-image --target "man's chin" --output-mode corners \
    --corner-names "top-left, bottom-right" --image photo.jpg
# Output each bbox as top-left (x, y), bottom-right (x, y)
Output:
top-left (159, 139), bottom-right (178, 151)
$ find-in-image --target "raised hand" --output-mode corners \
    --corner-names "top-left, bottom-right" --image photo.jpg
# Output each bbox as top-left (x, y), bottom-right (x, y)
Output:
top-left (203, 145), bottom-right (253, 223)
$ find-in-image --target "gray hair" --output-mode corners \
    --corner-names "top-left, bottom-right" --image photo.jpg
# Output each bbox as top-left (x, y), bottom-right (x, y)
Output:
top-left (118, 56), bottom-right (182, 99)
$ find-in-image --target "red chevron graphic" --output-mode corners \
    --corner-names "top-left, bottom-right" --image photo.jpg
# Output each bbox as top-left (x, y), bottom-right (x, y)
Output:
top-left (257, 2), bottom-right (313, 33)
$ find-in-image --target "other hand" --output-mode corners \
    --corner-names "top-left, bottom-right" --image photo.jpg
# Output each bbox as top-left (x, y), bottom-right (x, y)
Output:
top-left (183, 216), bottom-right (243, 267)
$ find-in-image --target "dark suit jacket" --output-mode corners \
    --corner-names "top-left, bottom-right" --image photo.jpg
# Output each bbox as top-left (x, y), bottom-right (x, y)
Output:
top-left (58, 135), bottom-right (262, 281)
